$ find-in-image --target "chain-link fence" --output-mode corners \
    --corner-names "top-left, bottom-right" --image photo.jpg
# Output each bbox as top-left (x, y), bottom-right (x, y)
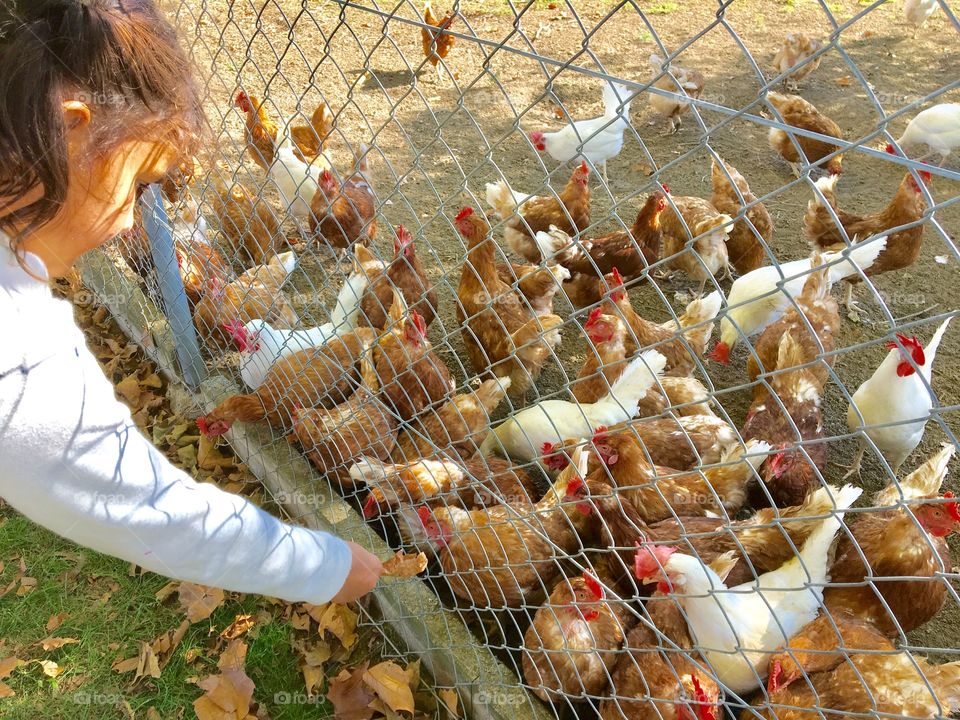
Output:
top-left (82, 0), bottom-right (960, 717)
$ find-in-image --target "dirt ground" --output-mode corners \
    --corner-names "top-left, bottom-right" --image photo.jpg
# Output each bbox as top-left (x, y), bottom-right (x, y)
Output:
top-left (150, 0), bottom-right (958, 695)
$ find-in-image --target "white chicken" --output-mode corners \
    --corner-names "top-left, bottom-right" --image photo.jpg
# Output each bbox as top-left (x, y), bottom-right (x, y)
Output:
top-left (904, 0), bottom-right (940, 36)
top-left (527, 82), bottom-right (633, 181)
top-left (846, 316), bottom-right (952, 476)
top-left (707, 237), bottom-right (887, 364)
top-left (269, 129), bottom-right (322, 221)
top-left (227, 247), bottom-right (386, 389)
top-left (479, 349), bottom-right (666, 462)
top-left (888, 103), bottom-right (960, 165)
top-left (633, 484), bottom-right (862, 694)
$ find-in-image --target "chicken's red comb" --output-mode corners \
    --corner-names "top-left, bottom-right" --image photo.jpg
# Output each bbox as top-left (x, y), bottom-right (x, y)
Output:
top-left (579, 160), bottom-right (589, 174)
top-left (417, 506), bottom-right (433, 526)
top-left (691, 677), bottom-right (716, 720)
top-left (582, 571), bottom-right (603, 601)
top-left (234, 91), bottom-right (251, 110)
top-left (409, 310), bottom-right (427, 337)
top-left (943, 491), bottom-right (960, 523)
top-left (565, 475), bottom-right (586, 497)
top-left (319, 168), bottom-right (336, 187)
top-left (362, 494), bottom-right (380, 519)
top-left (768, 658), bottom-right (783, 694)
top-left (592, 425), bottom-right (610, 441)
top-left (455, 207), bottom-right (473, 222)
top-left (661, 183), bottom-right (670, 194)
top-left (196, 416), bottom-right (209, 435)
top-left (585, 307), bottom-right (604, 328)
top-left (396, 224), bottom-right (413, 246)
top-left (633, 542), bottom-right (677, 580)
top-left (887, 334), bottom-right (925, 365)
top-left (611, 268), bottom-right (624, 288)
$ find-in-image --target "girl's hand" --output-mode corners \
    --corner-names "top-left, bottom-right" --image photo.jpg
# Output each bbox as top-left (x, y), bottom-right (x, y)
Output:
top-left (331, 542), bottom-right (384, 603)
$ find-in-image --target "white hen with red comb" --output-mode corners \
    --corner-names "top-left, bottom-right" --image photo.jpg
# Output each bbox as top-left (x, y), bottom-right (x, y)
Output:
top-left (634, 484), bottom-right (861, 695)
top-left (846, 316), bottom-right (952, 476)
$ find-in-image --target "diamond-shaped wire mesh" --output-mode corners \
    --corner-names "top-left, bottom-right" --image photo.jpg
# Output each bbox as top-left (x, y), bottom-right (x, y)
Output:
top-left (92, 0), bottom-right (960, 717)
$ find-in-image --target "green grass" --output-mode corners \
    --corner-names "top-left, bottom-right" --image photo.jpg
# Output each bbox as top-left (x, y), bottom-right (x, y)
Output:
top-left (644, 1), bottom-right (679, 13)
top-left (0, 512), bottom-right (331, 720)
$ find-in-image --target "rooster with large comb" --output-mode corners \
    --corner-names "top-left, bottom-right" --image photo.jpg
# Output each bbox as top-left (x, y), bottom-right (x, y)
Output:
top-left (846, 316), bottom-right (952, 477)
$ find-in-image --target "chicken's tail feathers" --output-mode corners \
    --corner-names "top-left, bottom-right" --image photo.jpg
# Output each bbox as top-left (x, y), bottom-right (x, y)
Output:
top-left (800, 251), bottom-right (834, 299)
top-left (534, 226), bottom-right (575, 265)
top-left (601, 349), bottom-right (666, 411)
top-left (824, 235), bottom-right (888, 283)
top-left (348, 456), bottom-right (389, 487)
top-left (880, 442), bottom-right (956, 504)
top-left (722, 439), bottom-right (773, 468)
top-left (812, 173), bottom-right (840, 206)
top-left (928, 661), bottom-right (960, 713)
top-left (474, 377), bottom-right (513, 413)
top-left (603, 82), bottom-right (633, 118)
top-left (485, 180), bottom-right (518, 218)
top-left (923, 315), bottom-right (953, 365)
top-left (680, 290), bottom-right (723, 329)
top-left (478, 429), bottom-right (501, 457)
top-left (797, 483), bottom-right (862, 576)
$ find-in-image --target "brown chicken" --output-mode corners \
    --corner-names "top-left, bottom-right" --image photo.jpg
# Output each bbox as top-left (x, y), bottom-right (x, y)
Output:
top-left (589, 479), bottom-right (846, 588)
top-left (420, 2), bottom-right (456, 81)
top-left (209, 181), bottom-right (285, 267)
top-left (487, 161), bottom-right (591, 263)
top-left (496, 261), bottom-right (570, 316)
top-left (408, 462), bottom-right (594, 608)
top-left (537, 191), bottom-right (666, 307)
top-left (392, 377), bottom-right (512, 462)
top-left (610, 270), bottom-right (722, 377)
top-left (745, 254), bottom-right (839, 395)
top-left (192, 252), bottom-right (298, 351)
top-left (754, 613), bottom-right (960, 720)
top-left (710, 158), bottom-right (774, 275)
top-left (648, 53), bottom-right (706, 134)
top-left (659, 195), bottom-right (732, 292)
top-left (374, 294), bottom-right (453, 420)
top-left (522, 569), bottom-right (632, 701)
top-left (803, 161), bottom-right (931, 311)
top-left (771, 32), bottom-right (824, 90)
top-left (359, 225), bottom-right (437, 330)
top-left (742, 331), bottom-right (827, 509)
top-left (584, 429), bottom-right (769, 522)
top-left (455, 207), bottom-right (563, 397)
top-left (823, 444), bottom-right (959, 636)
top-left (310, 159), bottom-right (377, 252)
top-left (571, 307), bottom-right (665, 416)
top-left (600, 599), bottom-right (719, 720)
top-left (159, 156), bottom-right (203, 203)
top-left (196, 328), bottom-right (376, 436)
top-left (767, 92), bottom-right (844, 176)
top-left (291, 386), bottom-right (397, 482)
top-left (543, 414), bottom-right (739, 475)
top-left (234, 91), bottom-right (334, 170)
top-left (355, 455), bottom-right (537, 518)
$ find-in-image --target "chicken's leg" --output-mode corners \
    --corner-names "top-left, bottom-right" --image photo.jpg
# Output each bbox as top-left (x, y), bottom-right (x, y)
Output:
top-left (843, 440), bottom-right (865, 479)
top-left (844, 283), bottom-right (865, 322)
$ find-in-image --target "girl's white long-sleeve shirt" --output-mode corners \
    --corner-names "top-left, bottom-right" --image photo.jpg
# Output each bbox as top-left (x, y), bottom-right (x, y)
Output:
top-left (0, 240), bottom-right (353, 604)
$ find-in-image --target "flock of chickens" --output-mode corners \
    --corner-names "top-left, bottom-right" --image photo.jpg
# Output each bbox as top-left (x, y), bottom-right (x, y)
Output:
top-left (112, 4), bottom-right (960, 719)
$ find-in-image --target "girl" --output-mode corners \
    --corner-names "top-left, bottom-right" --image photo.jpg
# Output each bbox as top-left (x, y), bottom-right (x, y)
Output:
top-left (0, 1), bottom-right (382, 604)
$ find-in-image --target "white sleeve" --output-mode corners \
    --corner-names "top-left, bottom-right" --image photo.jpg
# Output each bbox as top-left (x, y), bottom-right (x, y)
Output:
top-left (0, 339), bottom-right (354, 605)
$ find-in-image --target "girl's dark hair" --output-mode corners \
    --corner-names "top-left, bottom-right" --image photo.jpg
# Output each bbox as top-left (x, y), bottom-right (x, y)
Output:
top-left (0, 0), bottom-right (204, 241)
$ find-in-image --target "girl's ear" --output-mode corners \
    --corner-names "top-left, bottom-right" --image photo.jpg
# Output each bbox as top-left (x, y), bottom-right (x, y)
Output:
top-left (62, 101), bottom-right (92, 132)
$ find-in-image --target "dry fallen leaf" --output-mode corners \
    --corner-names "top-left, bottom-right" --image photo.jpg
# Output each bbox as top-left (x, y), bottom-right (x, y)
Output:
top-left (313, 603), bottom-right (358, 649)
top-left (178, 582), bottom-right (226, 623)
top-left (45, 613), bottom-right (69, 632)
top-left (220, 614), bottom-right (256, 641)
top-left (198, 436), bottom-right (236, 471)
top-left (382, 551), bottom-right (428, 578)
top-left (295, 638), bottom-right (332, 696)
top-left (40, 637), bottom-right (79, 651)
top-left (439, 688), bottom-right (460, 718)
top-left (835, 76), bottom-right (852, 87)
top-left (363, 661), bottom-right (415, 715)
top-left (218, 640), bottom-right (248, 672)
top-left (194, 668), bottom-right (256, 720)
top-left (327, 662), bottom-right (374, 720)
top-left (112, 641), bottom-right (161, 683)
top-left (151, 621), bottom-right (190, 671)
top-left (36, 659), bottom-right (64, 678)
top-left (115, 374), bottom-right (143, 406)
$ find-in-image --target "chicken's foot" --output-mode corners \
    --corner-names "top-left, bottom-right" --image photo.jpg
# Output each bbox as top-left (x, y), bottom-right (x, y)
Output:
top-left (842, 441), bottom-right (865, 479)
